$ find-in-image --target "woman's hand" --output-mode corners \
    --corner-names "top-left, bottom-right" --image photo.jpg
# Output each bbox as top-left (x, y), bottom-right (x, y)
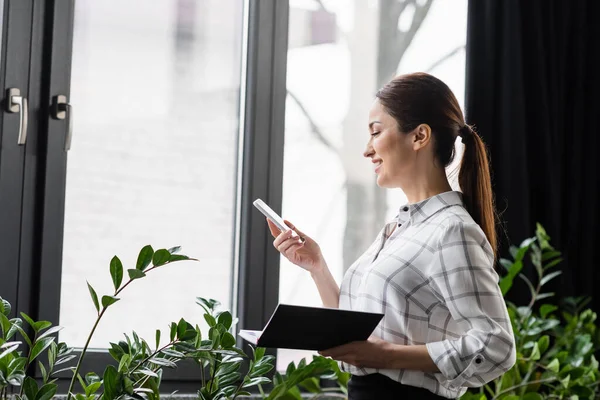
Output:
top-left (268, 219), bottom-right (325, 273)
top-left (318, 337), bottom-right (398, 369)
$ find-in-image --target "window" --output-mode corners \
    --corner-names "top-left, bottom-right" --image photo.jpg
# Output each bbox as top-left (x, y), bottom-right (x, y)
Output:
top-left (58, 0), bottom-right (245, 349)
top-left (280, 0), bottom-right (468, 368)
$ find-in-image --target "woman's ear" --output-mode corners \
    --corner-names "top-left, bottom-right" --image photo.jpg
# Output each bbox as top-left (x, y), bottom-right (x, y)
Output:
top-left (413, 124), bottom-right (432, 150)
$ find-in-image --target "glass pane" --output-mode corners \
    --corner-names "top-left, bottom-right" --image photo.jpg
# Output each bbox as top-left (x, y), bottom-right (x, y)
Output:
top-left (280, 0), bottom-right (468, 369)
top-left (59, 0), bottom-right (244, 348)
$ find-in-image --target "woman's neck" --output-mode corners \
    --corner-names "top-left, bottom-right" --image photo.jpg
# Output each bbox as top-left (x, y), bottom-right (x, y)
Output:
top-left (401, 168), bottom-right (453, 204)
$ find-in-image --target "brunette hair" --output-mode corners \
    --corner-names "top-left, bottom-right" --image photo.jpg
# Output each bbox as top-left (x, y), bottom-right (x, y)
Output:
top-left (376, 72), bottom-right (497, 254)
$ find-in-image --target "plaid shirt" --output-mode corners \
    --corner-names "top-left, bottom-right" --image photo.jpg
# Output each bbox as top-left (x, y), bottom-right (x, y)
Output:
top-left (339, 191), bottom-right (516, 398)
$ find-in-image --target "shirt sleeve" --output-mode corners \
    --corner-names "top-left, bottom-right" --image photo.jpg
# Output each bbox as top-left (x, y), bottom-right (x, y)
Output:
top-left (425, 222), bottom-right (516, 390)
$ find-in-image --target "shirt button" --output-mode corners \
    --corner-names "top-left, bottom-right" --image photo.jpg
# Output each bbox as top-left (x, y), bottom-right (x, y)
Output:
top-left (475, 356), bottom-right (483, 364)
top-left (402, 206), bottom-right (409, 212)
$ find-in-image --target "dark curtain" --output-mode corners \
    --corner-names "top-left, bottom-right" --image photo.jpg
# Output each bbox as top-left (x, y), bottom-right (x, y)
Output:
top-left (465, 0), bottom-right (600, 310)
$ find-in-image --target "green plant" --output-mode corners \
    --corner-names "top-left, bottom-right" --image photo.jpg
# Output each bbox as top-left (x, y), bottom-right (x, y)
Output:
top-left (0, 297), bottom-right (74, 400)
top-left (461, 224), bottom-right (600, 400)
top-left (261, 356), bottom-right (349, 400)
top-left (1, 244), bottom-right (348, 400)
top-left (67, 245), bottom-right (197, 400)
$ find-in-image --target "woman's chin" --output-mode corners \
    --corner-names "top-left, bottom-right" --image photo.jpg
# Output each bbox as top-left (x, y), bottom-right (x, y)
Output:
top-left (376, 174), bottom-right (389, 188)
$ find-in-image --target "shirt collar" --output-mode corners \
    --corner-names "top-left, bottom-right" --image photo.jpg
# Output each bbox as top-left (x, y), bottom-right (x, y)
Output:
top-left (396, 191), bottom-right (464, 225)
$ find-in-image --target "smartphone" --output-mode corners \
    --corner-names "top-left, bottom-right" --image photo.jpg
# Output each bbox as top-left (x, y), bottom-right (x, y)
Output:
top-left (253, 199), bottom-right (290, 232)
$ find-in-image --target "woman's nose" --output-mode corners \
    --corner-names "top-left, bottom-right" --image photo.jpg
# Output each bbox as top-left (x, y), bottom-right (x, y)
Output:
top-left (364, 142), bottom-right (374, 158)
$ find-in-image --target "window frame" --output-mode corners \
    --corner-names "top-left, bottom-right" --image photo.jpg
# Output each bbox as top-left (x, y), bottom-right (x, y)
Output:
top-left (5, 0), bottom-right (291, 391)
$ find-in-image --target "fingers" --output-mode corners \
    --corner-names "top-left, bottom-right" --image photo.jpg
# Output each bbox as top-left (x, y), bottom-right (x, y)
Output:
top-left (319, 343), bottom-right (353, 358)
top-left (267, 218), bottom-right (281, 237)
top-left (276, 236), bottom-right (305, 255)
top-left (284, 220), bottom-right (306, 243)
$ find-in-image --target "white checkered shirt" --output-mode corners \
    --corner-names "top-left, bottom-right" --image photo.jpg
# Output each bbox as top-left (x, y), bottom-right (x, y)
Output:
top-left (339, 191), bottom-right (516, 398)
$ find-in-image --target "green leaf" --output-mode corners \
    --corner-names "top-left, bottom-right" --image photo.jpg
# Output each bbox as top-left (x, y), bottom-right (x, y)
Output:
top-left (102, 365), bottom-right (119, 400)
top-left (23, 376), bottom-right (39, 400)
top-left (254, 347), bottom-right (266, 361)
top-left (169, 322), bottom-right (177, 342)
top-left (542, 250), bottom-right (561, 262)
top-left (536, 292), bottom-right (555, 301)
top-left (168, 246), bottom-right (181, 254)
top-left (299, 377), bottom-right (321, 393)
top-left (149, 357), bottom-right (177, 368)
top-left (110, 256), bottom-right (124, 291)
top-left (85, 381), bottom-right (102, 397)
top-left (123, 376), bottom-right (134, 395)
top-left (0, 341), bottom-right (20, 359)
top-left (242, 376), bottom-right (271, 389)
top-left (538, 335), bottom-right (550, 354)
top-left (543, 258), bottom-right (563, 270)
top-left (48, 341), bottom-right (57, 367)
top-left (29, 337), bottom-right (55, 363)
top-left (196, 297), bottom-right (220, 313)
top-left (136, 245), bottom-right (154, 271)
top-left (218, 371), bottom-right (241, 387)
top-left (540, 304), bottom-right (558, 319)
top-left (20, 313), bottom-right (36, 330)
top-left (85, 372), bottom-right (101, 385)
top-left (127, 269), bottom-right (146, 280)
top-left (169, 254), bottom-right (189, 262)
top-left (37, 326), bottom-right (63, 341)
top-left (570, 385), bottom-right (594, 398)
top-left (530, 343), bottom-right (541, 361)
top-left (546, 358), bottom-right (560, 373)
top-left (101, 295), bottom-right (120, 308)
top-left (160, 349), bottom-right (185, 358)
top-left (152, 249), bottom-right (171, 266)
top-left (33, 321), bottom-right (52, 333)
top-left (38, 361), bottom-right (48, 383)
top-left (215, 361), bottom-right (241, 378)
top-left (204, 314), bottom-right (217, 328)
top-left (217, 312), bottom-right (233, 330)
top-left (137, 368), bottom-right (158, 378)
top-left (177, 318), bottom-right (187, 340)
top-left (522, 393), bottom-right (543, 400)
top-left (118, 354), bottom-right (130, 373)
top-left (14, 324), bottom-right (33, 347)
top-left (590, 355), bottom-right (598, 369)
top-left (561, 374), bottom-right (570, 388)
top-left (155, 329), bottom-right (161, 349)
top-left (35, 383), bottom-right (57, 400)
top-left (0, 297), bottom-right (11, 316)
top-left (87, 282), bottom-right (100, 313)
top-left (540, 270), bottom-right (562, 286)
top-left (221, 332), bottom-right (236, 348)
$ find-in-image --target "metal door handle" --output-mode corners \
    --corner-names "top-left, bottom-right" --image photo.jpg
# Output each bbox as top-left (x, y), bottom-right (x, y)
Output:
top-left (52, 95), bottom-right (73, 151)
top-left (6, 88), bottom-right (28, 145)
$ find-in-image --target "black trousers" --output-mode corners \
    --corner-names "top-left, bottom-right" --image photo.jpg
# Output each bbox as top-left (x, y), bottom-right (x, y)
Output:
top-left (348, 373), bottom-right (447, 399)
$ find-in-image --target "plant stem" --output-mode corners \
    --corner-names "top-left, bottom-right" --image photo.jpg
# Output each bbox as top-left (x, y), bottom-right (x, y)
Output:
top-left (66, 307), bottom-right (107, 399)
top-left (19, 332), bottom-right (38, 397)
top-left (492, 378), bottom-right (557, 399)
top-left (66, 265), bottom-right (163, 400)
top-left (258, 384), bottom-right (266, 398)
top-left (130, 340), bottom-right (179, 373)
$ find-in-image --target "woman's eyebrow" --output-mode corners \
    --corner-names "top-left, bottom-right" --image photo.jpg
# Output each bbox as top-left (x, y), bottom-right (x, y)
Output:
top-left (369, 120), bottom-right (381, 128)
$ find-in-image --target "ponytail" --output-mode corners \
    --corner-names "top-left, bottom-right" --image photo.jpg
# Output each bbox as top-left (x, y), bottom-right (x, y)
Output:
top-left (458, 125), bottom-right (497, 256)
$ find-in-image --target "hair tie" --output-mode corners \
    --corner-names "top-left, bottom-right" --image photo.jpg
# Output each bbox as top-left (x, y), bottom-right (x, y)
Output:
top-left (459, 125), bottom-right (474, 143)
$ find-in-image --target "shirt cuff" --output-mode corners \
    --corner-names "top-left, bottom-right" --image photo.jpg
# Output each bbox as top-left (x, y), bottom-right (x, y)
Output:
top-left (426, 340), bottom-right (485, 390)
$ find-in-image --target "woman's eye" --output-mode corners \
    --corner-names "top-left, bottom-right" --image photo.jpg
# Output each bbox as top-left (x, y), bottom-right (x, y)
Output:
top-left (371, 131), bottom-right (381, 136)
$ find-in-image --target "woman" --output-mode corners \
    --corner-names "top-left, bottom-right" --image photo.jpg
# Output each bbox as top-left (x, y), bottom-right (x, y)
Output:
top-left (268, 73), bottom-right (516, 399)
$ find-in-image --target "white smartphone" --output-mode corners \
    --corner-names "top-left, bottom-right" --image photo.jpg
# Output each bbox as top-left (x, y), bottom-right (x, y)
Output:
top-left (253, 199), bottom-right (290, 232)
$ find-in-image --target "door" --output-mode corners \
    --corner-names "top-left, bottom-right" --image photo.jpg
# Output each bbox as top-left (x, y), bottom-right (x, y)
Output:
top-left (0, 0), bottom-right (34, 314)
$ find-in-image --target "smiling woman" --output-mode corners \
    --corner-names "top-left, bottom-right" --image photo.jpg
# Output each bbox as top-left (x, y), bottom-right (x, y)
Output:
top-left (272, 72), bottom-right (516, 399)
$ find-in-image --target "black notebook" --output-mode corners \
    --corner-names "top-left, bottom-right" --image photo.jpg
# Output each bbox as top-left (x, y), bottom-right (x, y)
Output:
top-left (238, 304), bottom-right (384, 351)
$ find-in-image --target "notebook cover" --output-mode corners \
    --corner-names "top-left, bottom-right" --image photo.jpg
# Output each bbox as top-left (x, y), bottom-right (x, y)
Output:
top-left (255, 304), bottom-right (384, 351)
